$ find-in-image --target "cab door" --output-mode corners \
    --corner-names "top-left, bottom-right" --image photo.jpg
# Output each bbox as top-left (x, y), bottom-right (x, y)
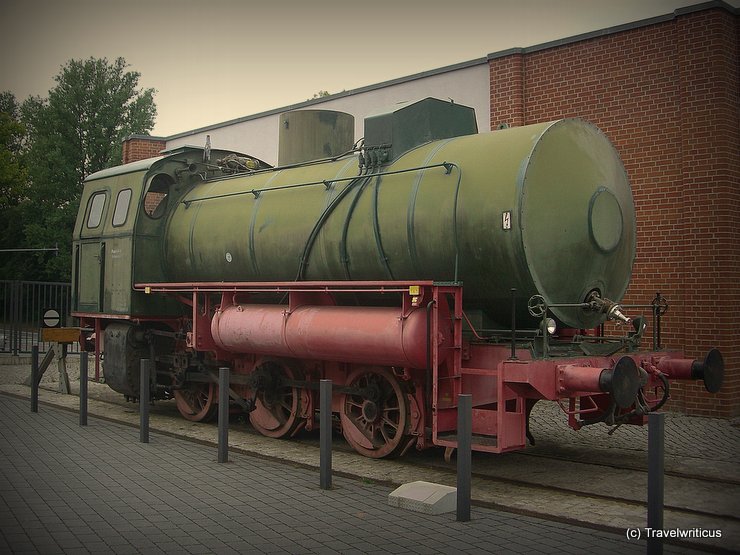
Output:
top-left (75, 190), bottom-right (108, 313)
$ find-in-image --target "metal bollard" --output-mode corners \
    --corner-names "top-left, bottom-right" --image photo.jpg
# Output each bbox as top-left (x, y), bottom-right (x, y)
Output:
top-left (457, 394), bottom-right (472, 522)
top-left (647, 412), bottom-right (665, 555)
top-left (139, 359), bottom-right (150, 443)
top-left (218, 367), bottom-right (229, 463)
top-left (31, 345), bottom-right (39, 413)
top-left (79, 352), bottom-right (88, 426)
top-left (320, 379), bottom-right (332, 490)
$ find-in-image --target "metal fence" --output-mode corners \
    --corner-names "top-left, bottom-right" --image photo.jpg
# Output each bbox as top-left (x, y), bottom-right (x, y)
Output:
top-left (0, 280), bottom-right (79, 355)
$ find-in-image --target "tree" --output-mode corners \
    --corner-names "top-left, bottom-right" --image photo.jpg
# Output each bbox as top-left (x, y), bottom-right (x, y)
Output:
top-left (0, 92), bottom-right (32, 279)
top-left (0, 92), bottom-right (27, 208)
top-left (13, 57), bottom-right (157, 281)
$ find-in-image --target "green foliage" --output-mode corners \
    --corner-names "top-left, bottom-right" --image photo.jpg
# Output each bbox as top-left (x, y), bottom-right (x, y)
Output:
top-left (309, 90), bottom-right (331, 100)
top-left (0, 91), bottom-right (27, 207)
top-left (0, 57), bottom-right (157, 281)
top-left (0, 92), bottom-right (31, 279)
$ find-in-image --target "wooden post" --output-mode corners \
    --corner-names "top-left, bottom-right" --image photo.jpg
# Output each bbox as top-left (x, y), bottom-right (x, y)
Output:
top-left (55, 342), bottom-right (70, 394)
top-left (40, 328), bottom-right (79, 395)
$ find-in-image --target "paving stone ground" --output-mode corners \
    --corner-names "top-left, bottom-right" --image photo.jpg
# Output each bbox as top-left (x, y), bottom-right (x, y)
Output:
top-left (0, 394), bottom-right (705, 555)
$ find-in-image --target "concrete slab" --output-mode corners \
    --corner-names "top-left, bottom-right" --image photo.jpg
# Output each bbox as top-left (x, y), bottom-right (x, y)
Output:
top-left (388, 480), bottom-right (457, 515)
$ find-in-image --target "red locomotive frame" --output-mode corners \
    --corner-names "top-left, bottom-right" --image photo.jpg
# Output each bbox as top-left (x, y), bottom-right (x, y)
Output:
top-left (73, 279), bottom-right (721, 458)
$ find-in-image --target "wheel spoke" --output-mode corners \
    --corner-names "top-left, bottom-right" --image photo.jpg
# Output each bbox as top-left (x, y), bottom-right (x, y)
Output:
top-left (381, 415), bottom-right (399, 432)
top-left (379, 425), bottom-right (391, 444)
top-left (174, 383), bottom-right (216, 422)
top-left (346, 398), bottom-right (363, 411)
top-left (340, 368), bottom-right (409, 458)
top-left (249, 362), bottom-right (305, 439)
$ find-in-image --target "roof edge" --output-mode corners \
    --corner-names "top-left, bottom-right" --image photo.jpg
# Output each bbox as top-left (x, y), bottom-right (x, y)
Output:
top-left (85, 156), bottom-right (166, 182)
top-left (488, 0), bottom-right (738, 60)
top-left (123, 134), bottom-right (168, 141)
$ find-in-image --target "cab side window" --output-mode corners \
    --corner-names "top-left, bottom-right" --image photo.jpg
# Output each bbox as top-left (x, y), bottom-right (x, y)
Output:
top-left (86, 192), bottom-right (107, 228)
top-left (112, 189), bottom-right (133, 227)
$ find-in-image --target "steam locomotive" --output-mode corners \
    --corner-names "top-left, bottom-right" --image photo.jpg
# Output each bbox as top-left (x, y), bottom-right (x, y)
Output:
top-left (72, 98), bottom-right (723, 458)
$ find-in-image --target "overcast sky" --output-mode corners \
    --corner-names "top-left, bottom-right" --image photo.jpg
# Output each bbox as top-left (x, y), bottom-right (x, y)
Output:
top-left (1, 0), bottom-right (736, 136)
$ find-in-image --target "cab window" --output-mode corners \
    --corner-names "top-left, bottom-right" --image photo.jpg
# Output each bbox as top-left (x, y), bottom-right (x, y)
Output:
top-left (86, 192), bottom-right (107, 228)
top-left (144, 173), bottom-right (174, 219)
top-left (112, 188), bottom-right (132, 227)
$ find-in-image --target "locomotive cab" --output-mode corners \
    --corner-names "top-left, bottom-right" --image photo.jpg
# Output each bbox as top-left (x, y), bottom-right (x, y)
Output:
top-left (73, 146), bottom-right (252, 318)
top-left (73, 157), bottom-right (156, 316)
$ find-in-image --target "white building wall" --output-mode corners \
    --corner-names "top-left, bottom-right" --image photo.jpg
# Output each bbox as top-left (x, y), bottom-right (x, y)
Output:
top-left (165, 61), bottom-right (489, 166)
top-left (165, 113), bottom-right (281, 165)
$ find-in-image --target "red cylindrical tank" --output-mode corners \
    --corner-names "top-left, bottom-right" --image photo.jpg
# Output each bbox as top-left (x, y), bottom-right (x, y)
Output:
top-left (211, 304), bottom-right (437, 368)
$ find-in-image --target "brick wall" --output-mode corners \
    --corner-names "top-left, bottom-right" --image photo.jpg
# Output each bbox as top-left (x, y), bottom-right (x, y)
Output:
top-left (122, 135), bottom-right (167, 164)
top-left (489, 4), bottom-right (739, 417)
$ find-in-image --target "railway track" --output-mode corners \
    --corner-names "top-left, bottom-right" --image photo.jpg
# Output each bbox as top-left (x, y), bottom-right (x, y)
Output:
top-left (517, 447), bottom-right (740, 485)
top-left (402, 448), bottom-right (740, 521)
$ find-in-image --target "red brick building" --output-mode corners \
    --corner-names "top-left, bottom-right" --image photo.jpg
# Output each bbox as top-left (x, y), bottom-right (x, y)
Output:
top-left (124, 1), bottom-right (738, 417)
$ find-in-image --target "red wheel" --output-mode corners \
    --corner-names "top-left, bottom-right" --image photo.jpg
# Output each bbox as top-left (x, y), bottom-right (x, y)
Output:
top-left (249, 361), bottom-right (307, 438)
top-left (174, 382), bottom-right (217, 422)
top-left (340, 367), bottom-right (410, 458)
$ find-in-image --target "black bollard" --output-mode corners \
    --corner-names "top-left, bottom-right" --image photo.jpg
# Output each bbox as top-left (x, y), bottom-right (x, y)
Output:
top-left (31, 345), bottom-right (39, 413)
top-left (647, 412), bottom-right (665, 555)
top-left (79, 352), bottom-right (88, 426)
top-left (139, 359), bottom-right (150, 443)
top-left (457, 394), bottom-right (472, 522)
top-left (218, 367), bottom-right (229, 463)
top-left (320, 379), bottom-right (332, 490)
